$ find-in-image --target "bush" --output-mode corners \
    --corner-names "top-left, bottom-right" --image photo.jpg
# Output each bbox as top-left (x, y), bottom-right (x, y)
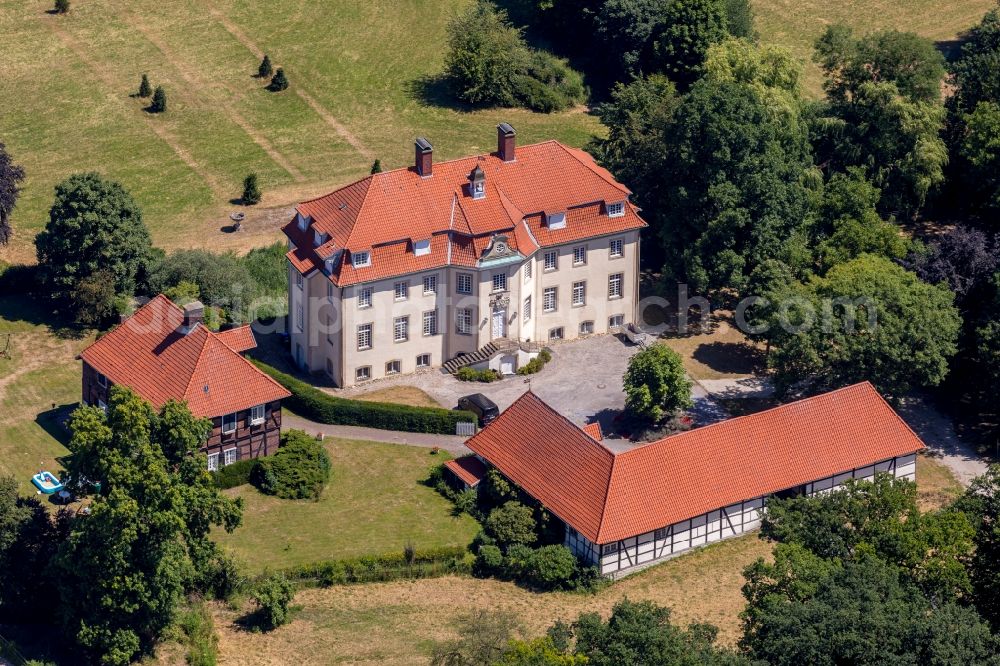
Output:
top-left (268, 68), bottom-right (289, 92)
top-left (250, 574), bottom-right (295, 631)
top-left (523, 545), bottom-right (577, 590)
top-left (242, 173), bottom-right (261, 205)
top-left (516, 349), bottom-right (552, 376)
top-left (514, 51), bottom-right (585, 113)
top-left (284, 546), bottom-right (471, 586)
top-left (54, 0), bottom-right (69, 13)
top-left (253, 360), bottom-right (478, 434)
top-left (456, 366), bottom-right (501, 382)
top-left (257, 54), bottom-right (273, 79)
top-left (178, 602), bottom-right (218, 666)
top-left (485, 501), bottom-right (538, 551)
top-left (149, 86), bottom-right (167, 113)
top-left (138, 73), bottom-right (151, 98)
top-left (253, 430), bottom-right (331, 500)
top-left (474, 544), bottom-right (504, 577)
top-left (212, 458), bottom-right (258, 489)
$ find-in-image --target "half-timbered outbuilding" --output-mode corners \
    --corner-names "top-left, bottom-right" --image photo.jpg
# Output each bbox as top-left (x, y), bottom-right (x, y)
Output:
top-left (78, 295), bottom-right (290, 470)
top-left (460, 383), bottom-right (925, 577)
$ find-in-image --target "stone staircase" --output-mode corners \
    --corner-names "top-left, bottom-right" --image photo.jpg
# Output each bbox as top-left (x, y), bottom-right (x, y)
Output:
top-left (443, 338), bottom-right (530, 374)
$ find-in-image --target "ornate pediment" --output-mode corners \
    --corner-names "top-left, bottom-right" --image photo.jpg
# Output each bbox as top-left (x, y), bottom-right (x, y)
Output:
top-left (482, 234), bottom-right (514, 261)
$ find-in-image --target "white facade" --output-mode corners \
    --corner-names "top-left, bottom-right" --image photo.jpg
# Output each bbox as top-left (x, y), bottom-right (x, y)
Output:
top-left (566, 453), bottom-right (918, 578)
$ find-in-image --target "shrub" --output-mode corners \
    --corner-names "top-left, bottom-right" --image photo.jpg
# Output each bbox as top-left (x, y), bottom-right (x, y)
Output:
top-left (516, 350), bottom-right (553, 376)
top-left (253, 360), bottom-right (478, 434)
top-left (523, 545), bottom-right (577, 590)
top-left (456, 366), bottom-right (501, 382)
top-left (485, 501), bottom-right (538, 551)
top-left (242, 172), bottom-right (262, 205)
top-left (253, 430), bottom-right (331, 500)
top-left (514, 51), bottom-right (585, 113)
top-left (54, 0), bottom-right (69, 13)
top-left (149, 86), bottom-right (167, 113)
top-left (370, 159), bottom-right (383, 174)
top-left (178, 602), bottom-right (218, 666)
top-left (212, 458), bottom-right (258, 489)
top-left (250, 574), bottom-right (295, 631)
top-left (285, 546), bottom-right (471, 586)
top-left (268, 68), bottom-right (289, 92)
top-left (138, 73), bottom-right (152, 98)
top-left (474, 544), bottom-right (504, 577)
top-left (257, 54), bottom-right (273, 79)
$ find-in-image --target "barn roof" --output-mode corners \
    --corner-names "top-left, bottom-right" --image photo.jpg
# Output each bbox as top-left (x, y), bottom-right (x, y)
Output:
top-left (78, 295), bottom-right (290, 418)
top-left (464, 383), bottom-right (926, 544)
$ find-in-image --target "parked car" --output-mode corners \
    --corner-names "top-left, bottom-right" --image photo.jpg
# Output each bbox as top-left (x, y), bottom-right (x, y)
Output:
top-left (458, 393), bottom-right (500, 426)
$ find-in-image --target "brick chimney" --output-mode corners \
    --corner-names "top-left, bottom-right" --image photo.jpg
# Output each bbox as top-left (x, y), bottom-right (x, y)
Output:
top-left (497, 123), bottom-right (516, 162)
top-left (415, 137), bottom-right (433, 177)
top-left (181, 301), bottom-right (204, 333)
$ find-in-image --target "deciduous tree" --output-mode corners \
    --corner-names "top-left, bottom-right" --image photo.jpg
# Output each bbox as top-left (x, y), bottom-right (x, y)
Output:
top-left (0, 142), bottom-right (25, 246)
top-left (623, 344), bottom-right (692, 422)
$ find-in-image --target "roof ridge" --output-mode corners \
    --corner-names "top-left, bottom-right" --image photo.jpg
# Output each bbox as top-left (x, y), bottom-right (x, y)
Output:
top-left (180, 326), bottom-right (213, 401)
top-left (554, 142), bottom-right (629, 196)
top-left (342, 177), bottom-right (376, 249)
top-left (298, 174), bottom-right (374, 207)
top-left (595, 451), bottom-right (619, 544)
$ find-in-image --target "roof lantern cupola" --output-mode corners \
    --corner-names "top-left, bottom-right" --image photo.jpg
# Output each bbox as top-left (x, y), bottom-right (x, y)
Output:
top-left (468, 164), bottom-right (486, 200)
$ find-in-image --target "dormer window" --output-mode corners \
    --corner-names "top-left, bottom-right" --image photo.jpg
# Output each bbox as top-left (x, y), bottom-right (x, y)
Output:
top-left (325, 258), bottom-right (336, 274)
top-left (468, 165), bottom-right (486, 200)
top-left (607, 201), bottom-right (625, 218)
top-left (547, 212), bottom-right (566, 229)
top-left (352, 251), bottom-right (371, 267)
top-left (296, 212), bottom-right (310, 231)
top-left (313, 230), bottom-right (328, 248)
top-left (414, 239), bottom-right (431, 256)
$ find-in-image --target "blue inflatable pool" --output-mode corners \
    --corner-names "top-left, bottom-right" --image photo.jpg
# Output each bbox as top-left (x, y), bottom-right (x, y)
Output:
top-left (31, 471), bottom-right (63, 494)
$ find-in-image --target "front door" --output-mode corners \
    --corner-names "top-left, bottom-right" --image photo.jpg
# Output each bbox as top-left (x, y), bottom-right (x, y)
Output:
top-left (492, 309), bottom-right (506, 339)
top-left (500, 355), bottom-right (516, 375)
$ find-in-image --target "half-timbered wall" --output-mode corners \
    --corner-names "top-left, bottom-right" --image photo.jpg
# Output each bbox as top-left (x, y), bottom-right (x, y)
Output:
top-left (563, 453), bottom-right (917, 578)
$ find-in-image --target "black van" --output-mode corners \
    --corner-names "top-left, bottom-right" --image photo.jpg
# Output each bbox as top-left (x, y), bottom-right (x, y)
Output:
top-left (457, 393), bottom-right (500, 426)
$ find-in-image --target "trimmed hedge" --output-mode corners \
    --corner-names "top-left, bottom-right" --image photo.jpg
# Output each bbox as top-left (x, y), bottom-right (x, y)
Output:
top-left (253, 430), bottom-right (331, 500)
top-left (252, 360), bottom-right (477, 434)
top-left (212, 458), bottom-right (258, 489)
top-left (456, 366), bottom-right (500, 382)
top-left (283, 545), bottom-right (472, 586)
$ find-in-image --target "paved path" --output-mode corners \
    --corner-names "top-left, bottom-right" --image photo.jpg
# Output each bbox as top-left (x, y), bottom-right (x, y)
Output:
top-left (282, 413), bottom-right (471, 456)
top-left (896, 396), bottom-right (989, 486)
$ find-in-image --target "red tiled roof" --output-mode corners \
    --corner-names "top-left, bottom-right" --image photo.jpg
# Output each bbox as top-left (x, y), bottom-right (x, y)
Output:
top-left (283, 140), bottom-right (646, 286)
top-left (445, 456), bottom-right (488, 487)
top-left (583, 422), bottom-right (603, 442)
top-left (465, 384), bottom-right (926, 544)
top-left (78, 296), bottom-right (290, 418)
top-left (216, 325), bottom-right (257, 353)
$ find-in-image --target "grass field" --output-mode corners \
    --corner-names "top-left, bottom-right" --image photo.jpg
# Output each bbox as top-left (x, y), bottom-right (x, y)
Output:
top-left (207, 454), bottom-right (964, 666)
top-left (213, 438), bottom-right (479, 570)
top-left (0, 0), bottom-right (602, 265)
top-left (660, 313), bottom-right (765, 380)
top-left (753, 0), bottom-right (997, 95)
top-left (355, 385), bottom-right (443, 409)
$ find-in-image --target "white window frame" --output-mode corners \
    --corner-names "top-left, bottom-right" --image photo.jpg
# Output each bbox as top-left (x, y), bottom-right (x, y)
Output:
top-left (97, 398), bottom-right (107, 414)
top-left (414, 239), bottom-right (431, 256)
top-left (352, 251), bottom-right (371, 267)
top-left (543, 287), bottom-right (557, 313)
top-left (423, 275), bottom-right (438, 295)
top-left (572, 281), bottom-right (586, 307)
top-left (607, 201), bottom-right (625, 218)
top-left (207, 452), bottom-right (220, 472)
top-left (610, 238), bottom-right (624, 258)
top-left (609, 314), bottom-right (624, 330)
top-left (223, 448), bottom-right (238, 466)
top-left (492, 272), bottom-right (507, 293)
top-left (357, 323), bottom-right (373, 351)
top-left (250, 404), bottom-right (266, 426)
top-left (97, 372), bottom-right (108, 388)
top-left (356, 366), bottom-right (371, 382)
top-left (422, 309), bottom-right (438, 336)
top-left (523, 296), bottom-right (532, 322)
top-left (386, 359), bottom-right (401, 375)
top-left (393, 316), bottom-right (409, 342)
top-left (543, 251), bottom-right (558, 271)
top-left (456, 308), bottom-right (473, 335)
top-left (295, 272), bottom-right (304, 290)
top-left (457, 273), bottom-right (473, 294)
top-left (222, 413), bottom-right (237, 434)
top-left (393, 280), bottom-right (409, 301)
top-left (524, 261), bottom-right (532, 282)
top-left (416, 353), bottom-right (431, 368)
top-left (358, 287), bottom-right (373, 309)
top-left (548, 327), bottom-right (564, 340)
top-left (580, 321), bottom-right (594, 335)
top-left (609, 273), bottom-right (623, 299)
top-left (573, 246), bottom-right (586, 265)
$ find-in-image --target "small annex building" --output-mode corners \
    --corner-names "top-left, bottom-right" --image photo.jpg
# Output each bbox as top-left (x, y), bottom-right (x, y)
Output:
top-left (458, 383), bottom-right (925, 577)
top-left (77, 295), bottom-right (291, 470)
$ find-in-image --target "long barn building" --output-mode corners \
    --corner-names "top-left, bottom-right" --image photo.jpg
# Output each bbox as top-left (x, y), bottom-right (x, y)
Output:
top-left (455, 382), bottom-right (925, 577)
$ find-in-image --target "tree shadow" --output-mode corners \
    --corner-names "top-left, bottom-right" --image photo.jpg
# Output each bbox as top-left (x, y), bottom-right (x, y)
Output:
top-left (404, 74), bottom-right (475, 112)
top-left (691, 341), bottom-right (765, 376)
top-left (0, 291), bottom-right (87, 340)
top-left (35, 403), bottom-right (76, 448)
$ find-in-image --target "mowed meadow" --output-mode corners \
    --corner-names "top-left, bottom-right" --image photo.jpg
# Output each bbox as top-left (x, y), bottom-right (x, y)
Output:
top-left (0, 0), bottom-right (602, 264)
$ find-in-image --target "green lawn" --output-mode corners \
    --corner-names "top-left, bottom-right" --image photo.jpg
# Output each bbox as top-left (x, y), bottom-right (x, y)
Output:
top-left (0, 296), bottom-right (86, 495)
top-left (0, 0), bottom-right (603, 264)
top-left (753, 0), bottom-right (997, 96)
top-left (214, 437), bottom-right (479, 571)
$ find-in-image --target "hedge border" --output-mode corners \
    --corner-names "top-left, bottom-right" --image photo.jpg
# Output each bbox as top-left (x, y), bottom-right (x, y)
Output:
top-left (252, 360), bottom-right (478, 434)
top-left (281, 546), bottom-right (473, 587)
